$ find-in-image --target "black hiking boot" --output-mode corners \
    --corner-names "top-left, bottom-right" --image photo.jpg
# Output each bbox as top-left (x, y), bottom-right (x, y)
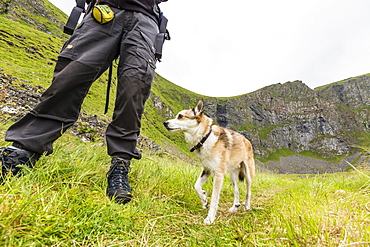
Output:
top-left (106, 157), bottom-right (132, 204)
top-left (0, 146), bottom-right (40, 182)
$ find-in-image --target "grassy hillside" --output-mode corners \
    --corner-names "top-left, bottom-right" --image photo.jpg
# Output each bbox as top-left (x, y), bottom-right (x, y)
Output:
top-left (140, 74), bottom-right (209, 160)
top-left (0, 13), bottom-right (112, 114)
top-left (0, 132), bottom-right (369, 246)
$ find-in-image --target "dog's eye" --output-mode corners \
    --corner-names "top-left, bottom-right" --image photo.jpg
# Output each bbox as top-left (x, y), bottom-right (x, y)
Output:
top-left (177, 114), bottom-right (183, 119)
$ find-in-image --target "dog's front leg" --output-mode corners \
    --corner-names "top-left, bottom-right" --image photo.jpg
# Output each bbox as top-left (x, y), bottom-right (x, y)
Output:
top-left (204, 172), bottom-right (224, 224)
top-left (194, 170), bottom-right (211, 209)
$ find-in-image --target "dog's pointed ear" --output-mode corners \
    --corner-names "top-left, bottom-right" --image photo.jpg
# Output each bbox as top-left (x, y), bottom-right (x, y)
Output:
top-left (194, 99), bottom-right (204, 115)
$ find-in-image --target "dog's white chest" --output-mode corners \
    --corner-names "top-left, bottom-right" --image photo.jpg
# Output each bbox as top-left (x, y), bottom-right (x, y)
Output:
top-left (193, 135), bottom-right (219, 171)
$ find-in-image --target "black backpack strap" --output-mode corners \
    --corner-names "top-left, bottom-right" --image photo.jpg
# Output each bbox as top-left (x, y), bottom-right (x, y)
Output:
top-left (64, 0), bottom-right (87, 35)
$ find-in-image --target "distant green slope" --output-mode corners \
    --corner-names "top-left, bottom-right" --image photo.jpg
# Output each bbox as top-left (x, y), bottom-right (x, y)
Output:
top-left (314, 72), bottom-right (370, 92)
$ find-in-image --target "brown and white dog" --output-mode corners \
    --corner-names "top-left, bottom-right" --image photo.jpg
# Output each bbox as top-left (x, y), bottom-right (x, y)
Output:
top-left (163, 99), bottom-right (255, 224)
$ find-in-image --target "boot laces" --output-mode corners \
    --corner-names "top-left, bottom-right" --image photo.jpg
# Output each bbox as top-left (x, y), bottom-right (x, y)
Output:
top-left (107, 159), bottom-right (131, 191)
top-left (1, 147), bottom-right (33, 174)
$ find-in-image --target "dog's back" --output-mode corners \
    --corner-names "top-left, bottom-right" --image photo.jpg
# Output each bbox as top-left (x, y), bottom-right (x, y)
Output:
top-left (196, 124), bottom-right (254, 176)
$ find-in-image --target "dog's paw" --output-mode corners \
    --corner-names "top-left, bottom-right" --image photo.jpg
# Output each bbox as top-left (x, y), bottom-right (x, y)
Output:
top-left (242, 201), bottom-right (251, 210)
top-left (200, 190), bottom-right (207, 199)
top-left (203, 216), bottom-right (215, 225)
top-left (229, 204), bottom-right (241, 213)
top-left (200, 190), bottom-right (208, 209)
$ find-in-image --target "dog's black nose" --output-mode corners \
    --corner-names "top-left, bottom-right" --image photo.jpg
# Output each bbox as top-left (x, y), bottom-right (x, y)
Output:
top-left (163, 121), bottom-right (169, 128)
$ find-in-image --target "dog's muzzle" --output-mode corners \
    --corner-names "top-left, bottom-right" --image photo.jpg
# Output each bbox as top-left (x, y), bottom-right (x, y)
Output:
top-left (163, 121), bottom-right (171, 130)
top-left (163, 121), bottom-right (178, 131)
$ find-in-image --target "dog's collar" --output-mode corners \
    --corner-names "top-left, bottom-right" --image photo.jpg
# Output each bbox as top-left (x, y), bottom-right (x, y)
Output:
top-left (190, 127), bottom-right (212, 152)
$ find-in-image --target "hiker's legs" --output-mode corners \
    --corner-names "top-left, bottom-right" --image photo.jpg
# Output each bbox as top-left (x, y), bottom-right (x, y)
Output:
top-left (105, 12), bottom-right (158, 204)
top-left (4, 10), bottom-right (127, 155)
top-left (106, 12), bottom-right (158, 160)
top-left (5, 59), bottom-right (105, 155)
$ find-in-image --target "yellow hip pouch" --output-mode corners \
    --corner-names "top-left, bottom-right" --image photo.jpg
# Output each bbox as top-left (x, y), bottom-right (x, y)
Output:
top-left (92, 5), bottom-right (115, 24)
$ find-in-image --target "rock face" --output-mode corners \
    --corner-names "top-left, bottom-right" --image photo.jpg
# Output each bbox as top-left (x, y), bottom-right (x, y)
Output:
top-left (201, 78), bottom-right (369, 160)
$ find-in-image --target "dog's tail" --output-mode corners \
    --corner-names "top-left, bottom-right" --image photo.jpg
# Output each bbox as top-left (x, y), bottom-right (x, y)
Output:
top-left (239, 161), bottom-right (246, 181)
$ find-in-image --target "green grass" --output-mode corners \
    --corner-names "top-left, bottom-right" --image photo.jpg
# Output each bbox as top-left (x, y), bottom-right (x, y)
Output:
top-left (260, 148), bottom-right (350, 164)
top-left (0, 15), bottom-right (62, 85)
top-left (0, 128), bottom-right (369, 246)
top-left (1, 4), bottom-right (369, 245)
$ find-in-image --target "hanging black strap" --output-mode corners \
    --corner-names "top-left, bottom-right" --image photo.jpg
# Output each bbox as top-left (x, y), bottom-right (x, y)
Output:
top-left (64, 0), bottom-right (87, 35)
top-left (104, 63), bottom-right (113, 114)
top-left (155, 13), bottom-right (171, 62)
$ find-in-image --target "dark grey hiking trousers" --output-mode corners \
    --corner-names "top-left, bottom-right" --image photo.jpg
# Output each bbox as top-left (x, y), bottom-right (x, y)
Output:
top-left (5, 9), bottom-right (158, 160)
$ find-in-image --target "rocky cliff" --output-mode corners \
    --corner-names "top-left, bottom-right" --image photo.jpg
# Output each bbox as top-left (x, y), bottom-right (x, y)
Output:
top-left (200, 77), bottom-right (369, 160)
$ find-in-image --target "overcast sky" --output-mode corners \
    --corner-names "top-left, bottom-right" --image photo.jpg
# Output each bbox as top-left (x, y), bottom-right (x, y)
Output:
top-left (49, 0), bottom-right (370, 97)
